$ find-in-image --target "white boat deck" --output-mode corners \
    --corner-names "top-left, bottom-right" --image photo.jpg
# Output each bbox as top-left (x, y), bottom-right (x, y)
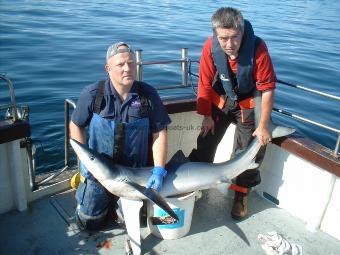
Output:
top-left (1, 188), bottom-right (339, 255)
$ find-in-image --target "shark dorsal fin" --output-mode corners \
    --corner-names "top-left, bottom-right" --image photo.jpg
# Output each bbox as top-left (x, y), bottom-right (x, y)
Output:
top-left (253, 90), bottom-right (295, 138)
top-left (165, 150), bottom-right (189, 173)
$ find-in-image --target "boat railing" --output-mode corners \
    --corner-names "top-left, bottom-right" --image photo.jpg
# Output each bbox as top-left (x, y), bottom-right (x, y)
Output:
top-left (0, 73), bottom-right (19, 122)
top-left (30, 48), bottom-right (340, 189)
top-left (135, 48), bottom-right (191, 88)
top-left (135, 48), bottom-right (340, 156)
top-left (273, 79), bottom-right (340, 156)
top-left (0, 74), bottom-right (35, 191)
top-left (35, 99), bottom-right (76, 188)
top-left (64, 99), bottom-right (76, 167)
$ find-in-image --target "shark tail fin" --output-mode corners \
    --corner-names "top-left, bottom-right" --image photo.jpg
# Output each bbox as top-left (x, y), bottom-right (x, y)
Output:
top-left (253, 90), bottom-right (296, 139)
top-left (270, 124), bottom-right (296, 139)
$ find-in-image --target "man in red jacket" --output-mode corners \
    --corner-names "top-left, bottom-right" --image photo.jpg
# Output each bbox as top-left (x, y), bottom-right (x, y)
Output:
top-left (189, 7), bottom-right (276, 220)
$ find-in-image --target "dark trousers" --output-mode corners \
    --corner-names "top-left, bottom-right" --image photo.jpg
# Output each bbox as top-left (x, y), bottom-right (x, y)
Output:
top-left (189, 101), bottom-right (264, 188)
top-left (75, 178), bottom-right (119, 230)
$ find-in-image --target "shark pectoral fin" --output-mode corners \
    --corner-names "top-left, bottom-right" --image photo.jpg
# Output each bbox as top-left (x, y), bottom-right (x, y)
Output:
top-left (144, 188), bottom-right (180, 222)
top-left (126, 181), bottom-right (179, 222)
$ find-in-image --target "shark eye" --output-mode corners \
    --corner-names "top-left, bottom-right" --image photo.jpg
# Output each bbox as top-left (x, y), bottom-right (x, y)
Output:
top-left (90, 155), bottom-right (95, 161)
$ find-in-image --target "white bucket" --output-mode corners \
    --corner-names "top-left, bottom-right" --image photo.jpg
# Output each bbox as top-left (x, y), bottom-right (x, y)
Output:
top-left (147, 191), bottom-right (197, 240)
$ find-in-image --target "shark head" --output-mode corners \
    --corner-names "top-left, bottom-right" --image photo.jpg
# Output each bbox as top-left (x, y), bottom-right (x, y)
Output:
top-left (70, 138), bottom-right (180, 221)
top-left (69, 139), bottom-right (119, 181)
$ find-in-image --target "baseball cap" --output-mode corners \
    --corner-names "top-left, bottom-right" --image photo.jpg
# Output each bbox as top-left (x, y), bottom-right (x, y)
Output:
top-left (106, 42), bottom-right (134, 61)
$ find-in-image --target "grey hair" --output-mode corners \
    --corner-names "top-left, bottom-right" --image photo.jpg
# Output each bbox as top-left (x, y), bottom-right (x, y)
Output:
top-left (211, 7), bottom-right (244, 34)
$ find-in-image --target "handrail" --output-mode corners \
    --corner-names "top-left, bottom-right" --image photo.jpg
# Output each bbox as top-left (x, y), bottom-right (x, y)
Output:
top-left (34, 49), bottom-right (339, 188)
top-left (186, 59), bottom-right (339, 155)
top-left (277, 79), bottom-right (340, 101)
top-left (35, 99), bottom-right (76, 187)
top-left (187, 62), bottom-right (340, 103)
top-left (138, 59), bottom-right (184, 65)
top-left (335, 135), bottom-right (340, 156)
top-left (135, 48), bottom-right (189, 86)
top-left (272, 107), bottom-right (339, 156)
top-left (274, 80), bottom-right (339, 156)
top-left (0, 74), bottom-right (19, 122)
top-left (2, 47), bottom-right (334, 192)
top-left (64, 99), bottom-right (76, 167)
top-left (181, 48), bottom-right (189, 87)
top-left (0, 103), bottom-right (16, 110)
top-left (273, 108), bottom-right (340, 134)
top-left (150, 54), bottom-right (339, 155)
top-left (36, 99), bottom-right (77, 186)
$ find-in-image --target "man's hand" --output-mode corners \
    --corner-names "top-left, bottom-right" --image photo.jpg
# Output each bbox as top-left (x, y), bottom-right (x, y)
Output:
top-left (200, 116), bottom-right (215, 138)
top-left (146, 166), bottom-right (167, 191)
top-left (252, 126), bottom-right (271, 145)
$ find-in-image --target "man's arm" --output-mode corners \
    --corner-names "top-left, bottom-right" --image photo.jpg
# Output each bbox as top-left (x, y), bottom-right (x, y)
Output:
top-left (252, 89), bottom-right (274, 145)
top-left (197, 38), bottom-right (218, 137)
top-left (151, 128), bottom-right (168, 168)
top-left (252, 40), bottom-right (276, 145)
top-left (69, 120), bottom-right (86, 144)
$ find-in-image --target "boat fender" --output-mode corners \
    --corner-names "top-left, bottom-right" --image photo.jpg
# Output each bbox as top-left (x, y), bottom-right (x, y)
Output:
top-left (70, 172), bottom-right (83, 189)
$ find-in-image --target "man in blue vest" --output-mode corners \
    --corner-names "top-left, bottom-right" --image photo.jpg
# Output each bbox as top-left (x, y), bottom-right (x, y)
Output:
top-left (70, 42), bottom-right (171, 230)
top-left (189, 7), bottom-right (276, 220)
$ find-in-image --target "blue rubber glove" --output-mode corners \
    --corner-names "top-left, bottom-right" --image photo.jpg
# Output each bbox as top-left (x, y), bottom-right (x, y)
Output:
top-left (146, 166), bottom-right (167, 191)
